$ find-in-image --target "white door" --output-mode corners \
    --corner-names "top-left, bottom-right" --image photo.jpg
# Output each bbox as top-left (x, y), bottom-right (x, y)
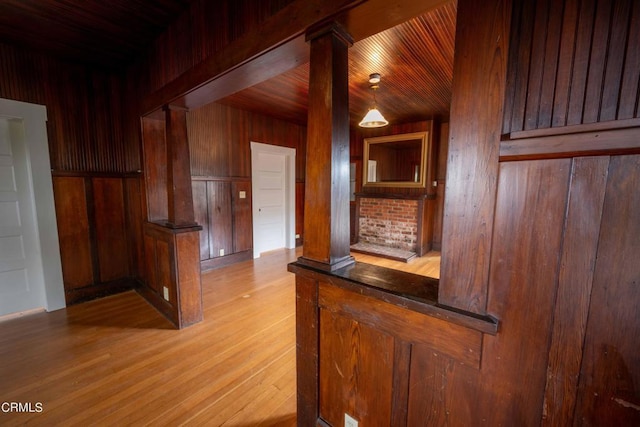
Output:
top-left (251, 142), bottom-right (296, 258)
top-left (254, 152), bottom-right (286, 255)
top-left (0, 118), bottom-right (47, 315)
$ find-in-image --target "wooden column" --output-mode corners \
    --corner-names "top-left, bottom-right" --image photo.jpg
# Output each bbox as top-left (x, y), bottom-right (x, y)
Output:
top-left (298, 22), bottom-right (354, 272)
top-left (164, 104), bottom-right (196, 228)
top-left (138, 105), bottom-right (203, 328)
top-left (438, 0), bottom-right (511, 313)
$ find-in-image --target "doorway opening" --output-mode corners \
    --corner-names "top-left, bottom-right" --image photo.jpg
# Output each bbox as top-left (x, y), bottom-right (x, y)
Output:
top-left (250, 141), bottom-right (296, 258)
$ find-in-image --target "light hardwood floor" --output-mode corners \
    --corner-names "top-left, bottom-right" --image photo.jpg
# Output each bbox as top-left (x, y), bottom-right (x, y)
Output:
top-left (0, 247), bottom-right (440, 426)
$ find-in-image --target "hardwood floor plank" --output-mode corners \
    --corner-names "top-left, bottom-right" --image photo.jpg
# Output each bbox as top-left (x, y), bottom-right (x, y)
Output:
top-left (0, 247), bottom-right (439, 426)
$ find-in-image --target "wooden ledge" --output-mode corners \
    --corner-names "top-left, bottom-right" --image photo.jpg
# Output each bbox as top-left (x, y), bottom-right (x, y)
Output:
top-left (288, 260), bottom-right (499, 335)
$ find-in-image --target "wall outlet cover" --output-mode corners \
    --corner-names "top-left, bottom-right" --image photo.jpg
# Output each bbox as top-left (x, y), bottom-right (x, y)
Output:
top-left (345, 413), bottom-right (358, 427)
top-left (163, 286), bottom-right (169, 301)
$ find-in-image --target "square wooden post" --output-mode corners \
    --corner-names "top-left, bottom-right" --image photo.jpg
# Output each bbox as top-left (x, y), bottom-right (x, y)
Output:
top-left (298, 22), bottom-right (355, 272)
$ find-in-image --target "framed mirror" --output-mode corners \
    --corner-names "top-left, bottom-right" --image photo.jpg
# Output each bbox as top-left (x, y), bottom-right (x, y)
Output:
top-left (363, 131), bottom-right (429, 188)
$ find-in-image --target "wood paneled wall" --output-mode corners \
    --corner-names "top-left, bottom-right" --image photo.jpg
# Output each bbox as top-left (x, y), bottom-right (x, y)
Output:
top-left (0, 41), bottom-right (145, 303)
top-left (52, 175), bottom-right (143, 304)
top-left (187, 102), bottom-right (306, 266)
top-left (504, 0), bottom-right (640, 133)
top-left (0, 42), bottom-right (137, 173)
top-left (294, 0), bottom-right (640, 424)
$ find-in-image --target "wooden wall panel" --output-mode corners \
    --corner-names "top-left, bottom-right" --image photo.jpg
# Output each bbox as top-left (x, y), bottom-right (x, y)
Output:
top-left (124, 176), bottom-right (145, 279)
top-left (53, 175), bottom-right (139, 303)
top-left (143, 234), bottom-right (157, 292)
top-left (187, 103), bottom-right (305, 180)
top-left (188, 102), bottom-right (306, 261)
top-left (207, 181), bottom-right (233, 258)
top-left (142, 117), bottom-right (168, 222)
top-left (319, 309), bottom-right (394, 425)
top-left (92, 178), bottom-right (129, 282)
top-left (232, 180), bottom-right (252, 253)
top-left (542, 156), bottom-right (609, 425)
top-left (192, 181), bottom-right (209, 260)
top-left (574, 155), bottom-right (640, 424)
top-left (505, 0), bottom-right (640, 134)
top-left (482, 159), bottom-right (572, 424)
top-left (407, 344), bottom-right (479, 425)
top-left (0, 42), bottom-right (131, 173)
top-left (52, 177), bottom-right (93, 289)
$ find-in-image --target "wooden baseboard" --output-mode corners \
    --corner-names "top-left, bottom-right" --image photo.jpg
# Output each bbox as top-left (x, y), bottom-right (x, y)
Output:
top-left (65, 277), bottom-right (136, 305)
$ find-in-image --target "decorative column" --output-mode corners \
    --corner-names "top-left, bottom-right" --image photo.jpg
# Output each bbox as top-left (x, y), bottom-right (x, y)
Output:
top-left (139, 105), bottom-right (202, 329)
top-left (298, 22), bottom-right (355, 271)
top-left (164, 104), bottom-right (196, 228)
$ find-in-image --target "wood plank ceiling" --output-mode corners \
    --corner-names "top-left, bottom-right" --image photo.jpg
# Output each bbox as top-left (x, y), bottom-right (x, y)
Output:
top-left (0, 0), bottom-right (191, 68)
top-left (218, 1), bottom-right (457, 126)
top-left (0, 0), bottom-right (456, 126)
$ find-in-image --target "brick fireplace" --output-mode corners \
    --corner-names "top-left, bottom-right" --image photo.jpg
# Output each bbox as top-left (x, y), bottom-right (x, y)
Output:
top-left (358, 197), bottom-right (419, 252)
top-left (354, 194), bottom-right (433, 256)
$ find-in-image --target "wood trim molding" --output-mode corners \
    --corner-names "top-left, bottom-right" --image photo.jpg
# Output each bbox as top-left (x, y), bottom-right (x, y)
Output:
top-left (500, 126), bottom-right (640, 161)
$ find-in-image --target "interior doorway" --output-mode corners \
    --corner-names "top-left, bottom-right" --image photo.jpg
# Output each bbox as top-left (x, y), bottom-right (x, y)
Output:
top-left (250, 141), bottom-right (296, 258)
top-left (0, 98), bottom-right (65, 317)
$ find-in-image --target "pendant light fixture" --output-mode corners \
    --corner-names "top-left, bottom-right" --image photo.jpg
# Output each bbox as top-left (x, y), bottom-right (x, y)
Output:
top-left (359, 73), bottom-right (389, 128)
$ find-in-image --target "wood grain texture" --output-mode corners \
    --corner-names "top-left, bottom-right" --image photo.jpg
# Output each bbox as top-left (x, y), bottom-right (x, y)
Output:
top-left (505, 0), bottom-right (640, 133)
top-left (407, 343), bottom-right (480, 425)
top-left (123, 176), bottom-right (145, 279)
top-left (207, 181), bottom-right (233, 259)
top-left (232, 180), bottom-right (252, 253)
top-left (319, 283), bottom-right (483, 368)
top-left (141, 117), bottom-right (168, 222)
top-left (542, 156), bottom-right (609, 425)
top-left (52, 176), bottom-right (93, 290)
top-left (439, 0), bottom-right (511, 313)
top-left (301, 23), bottom-right (352, 268)
top-left (482, 159), bottom-right (572, 425)
top-left (165, 105), bottom-right (195, 226)
top-left (295, 275), bottom-right (319, 426)
top-left (574, 155), bottom-right (640, 424)
top-left (191, 180), bottom-right (209, 260)
top-left (175, 230), bottom-right (203, 327)
top-left (319, 308), bottom-right (394, 425)
top-left (0, 248), bottom-right (299, 426)
top-left (0, 42), bottom-right (133, 173)
top-left (92, 177), bottom-right (129, 282)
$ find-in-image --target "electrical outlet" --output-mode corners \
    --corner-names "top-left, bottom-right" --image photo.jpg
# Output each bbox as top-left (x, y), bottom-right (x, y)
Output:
top-left (345, 413), bottom-right (358, 427)
top-left (295, 234), bottom-right (300, 239)
top-left (163, 286), bottom-right (169, 301)
top-left (219, 248), bottom-right (225, 256)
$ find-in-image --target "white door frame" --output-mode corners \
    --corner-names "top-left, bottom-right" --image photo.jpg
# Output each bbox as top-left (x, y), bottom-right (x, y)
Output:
top-left (250, 141), bottom-right (296, 258)
top-left (0, 98), bottom-right (65, 314)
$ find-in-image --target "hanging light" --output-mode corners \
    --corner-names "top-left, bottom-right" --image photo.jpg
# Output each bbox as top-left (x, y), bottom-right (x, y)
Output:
top-left (359, 73), bottom-right (389, 128)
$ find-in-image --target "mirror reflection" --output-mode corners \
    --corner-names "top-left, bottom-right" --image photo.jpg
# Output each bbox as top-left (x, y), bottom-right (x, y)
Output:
top-left (363, 131), bottom-right (428, 188)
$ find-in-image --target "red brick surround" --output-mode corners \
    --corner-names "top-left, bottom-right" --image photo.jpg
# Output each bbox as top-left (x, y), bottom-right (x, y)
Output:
top-left (358, 197), bottom-right (419, 252)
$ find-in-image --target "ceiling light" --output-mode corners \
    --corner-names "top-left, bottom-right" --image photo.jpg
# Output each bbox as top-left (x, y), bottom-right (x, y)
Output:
top-left (359, 73), bottom-right (388, 128)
